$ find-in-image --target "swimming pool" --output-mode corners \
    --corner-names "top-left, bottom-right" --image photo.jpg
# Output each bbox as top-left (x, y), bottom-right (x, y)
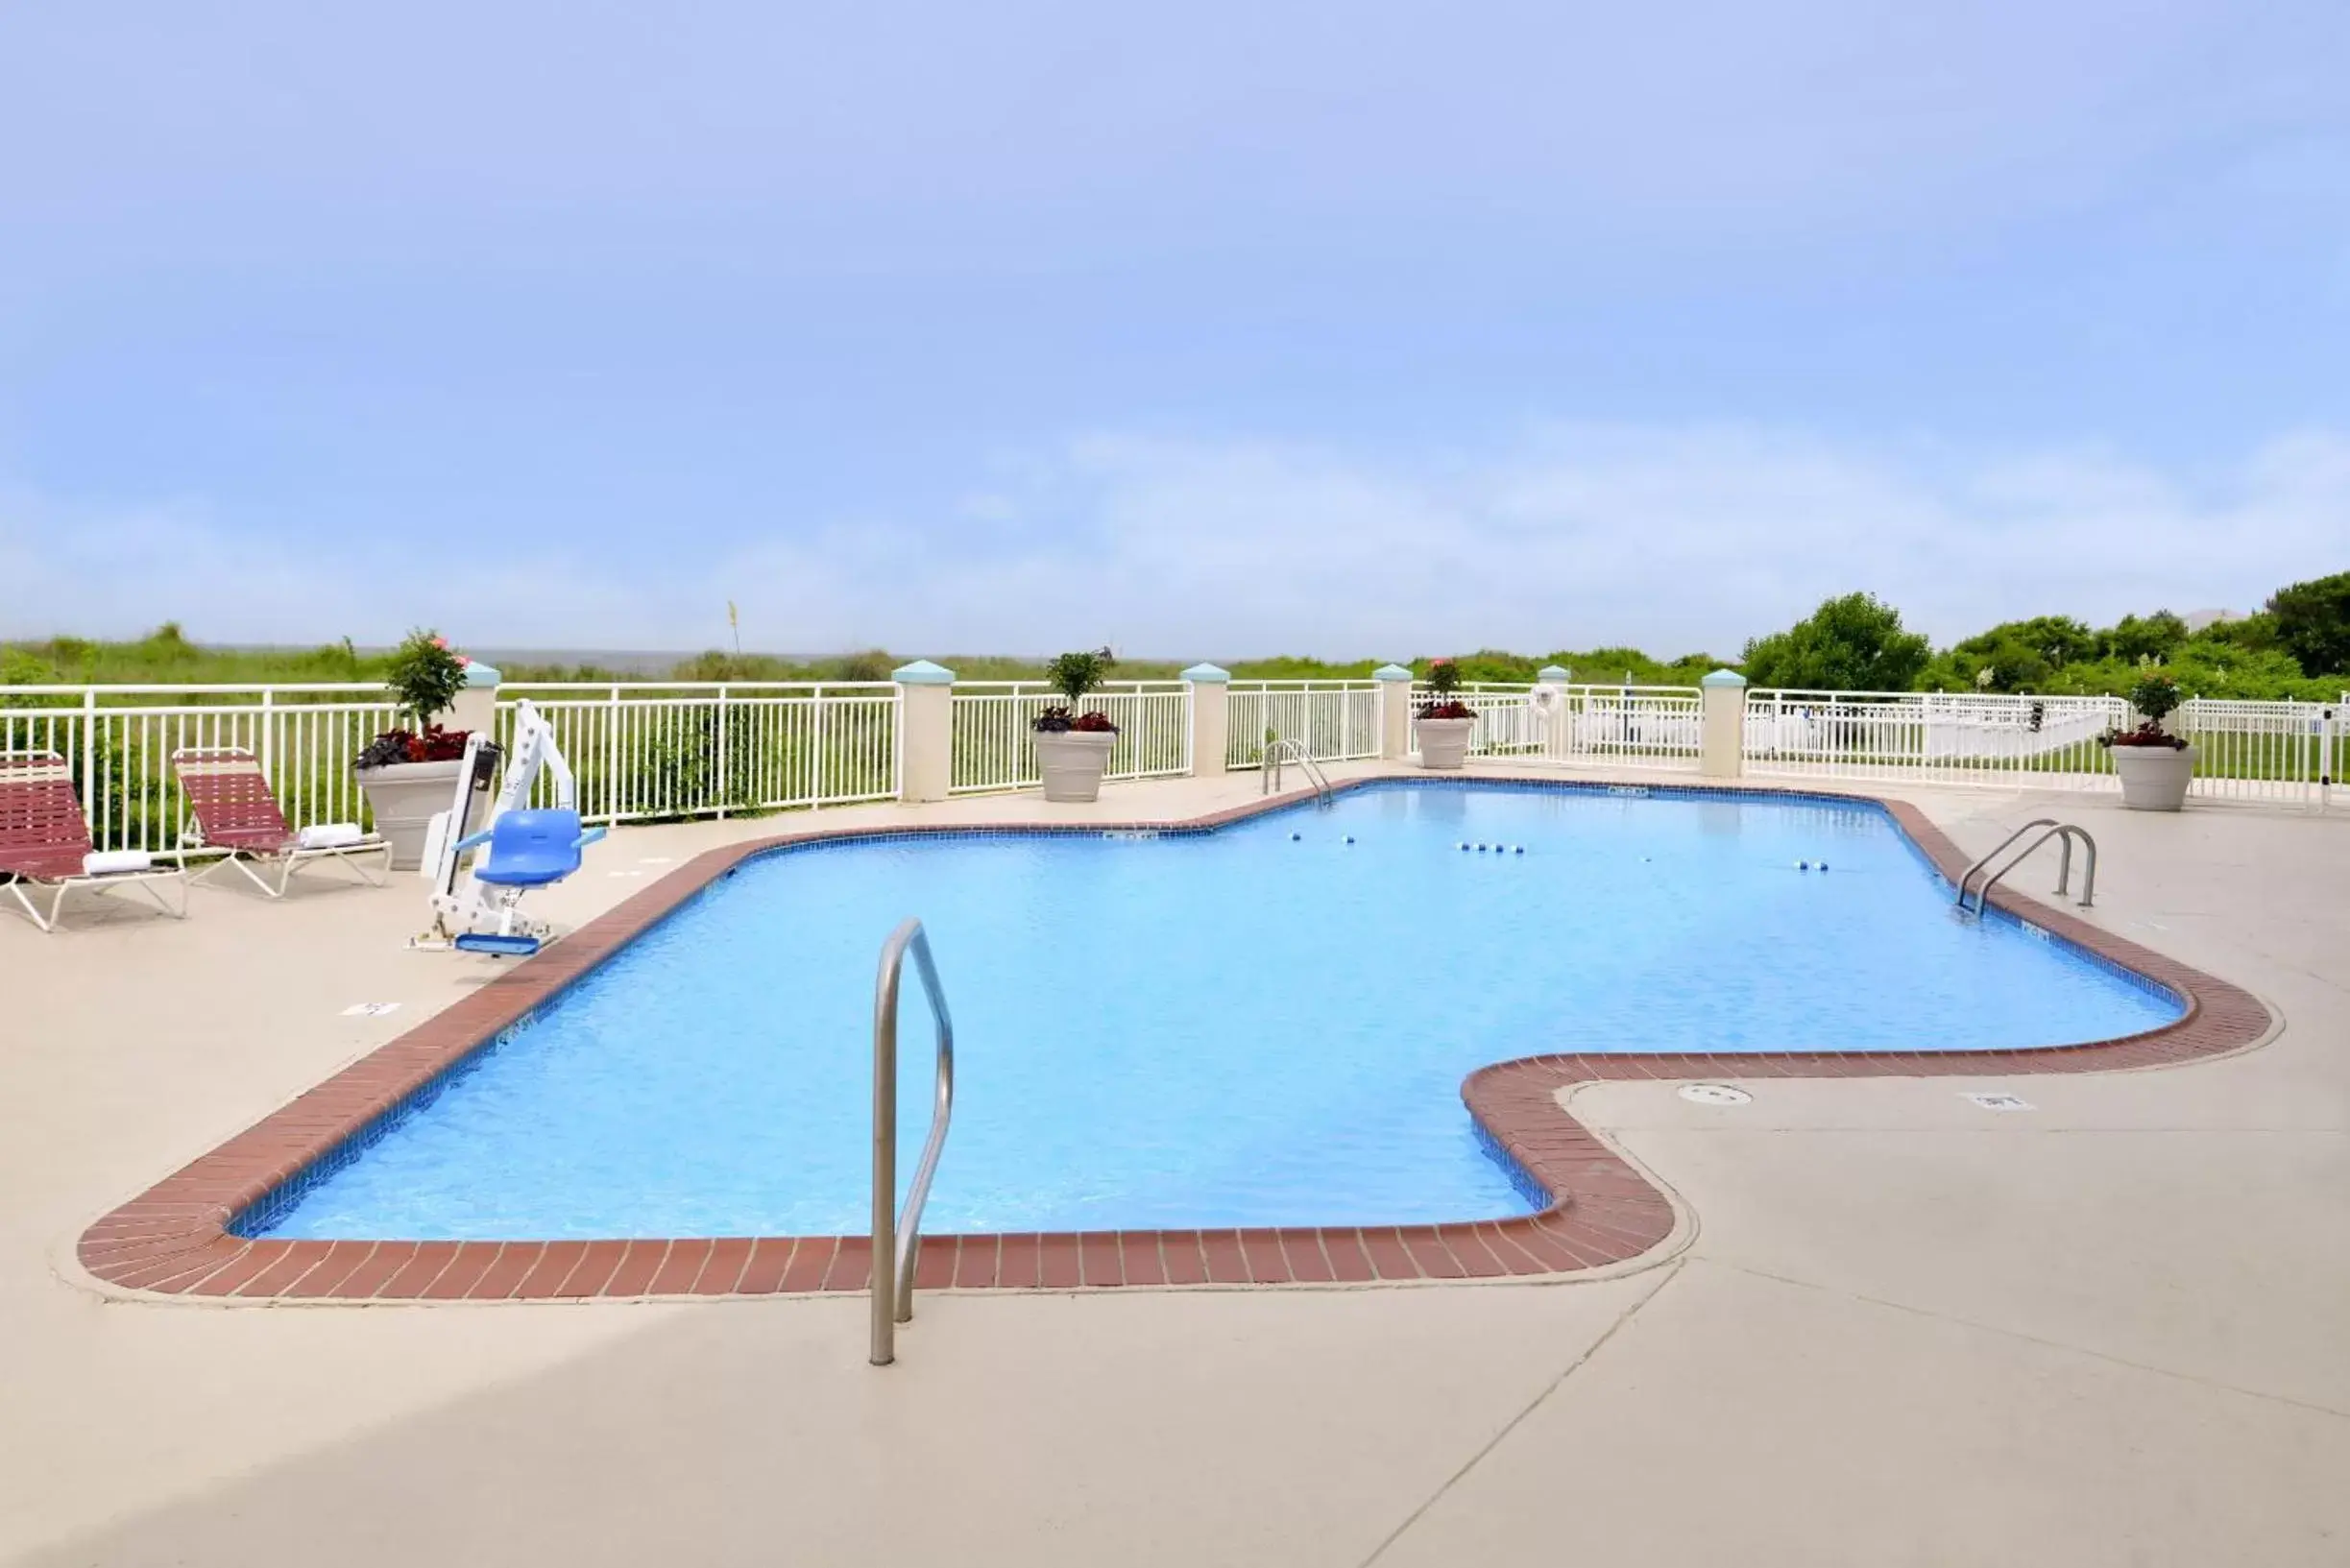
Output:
top-left (249, 783), bottom-right (2178, 1242)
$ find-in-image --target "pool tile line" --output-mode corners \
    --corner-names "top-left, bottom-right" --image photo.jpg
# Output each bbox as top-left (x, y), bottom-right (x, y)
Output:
top-left (74, 780), bottom-right (2272, 1302)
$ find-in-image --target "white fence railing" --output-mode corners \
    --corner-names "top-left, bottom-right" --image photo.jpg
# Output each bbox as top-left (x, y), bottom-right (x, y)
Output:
top-left (1225, 682), bottom-right (1381, 769)
top-left (1, 685), bottom-right (401, 854)
top-left (1744, 689), bottom-right (2348, 808)
top-left (1417, 684), bottom-right (1706, 770)
top-left (6, 678), bottom-right (2342, 856)
top-left (949, 684), bottom-right (1192, 794)
top-left (496, 683), bottom-right (901, 821)
top-left (0, 681), bottom-right (904, 853)
top-left (2174, 697), bottom-right (2347, 808)
top-left (1742, 690), bottom-right (2127, 789)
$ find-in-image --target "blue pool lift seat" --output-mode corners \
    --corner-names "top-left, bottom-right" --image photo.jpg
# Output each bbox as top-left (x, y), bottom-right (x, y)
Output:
top-left (466, 808), bottom-right (605, 887)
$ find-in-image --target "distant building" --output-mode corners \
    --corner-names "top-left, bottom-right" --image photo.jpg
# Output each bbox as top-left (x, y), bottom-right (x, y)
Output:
top-left (2181, 609), bottom-right (2243, 633)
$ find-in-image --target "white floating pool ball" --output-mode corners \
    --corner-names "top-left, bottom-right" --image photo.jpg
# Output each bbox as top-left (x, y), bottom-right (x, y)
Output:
top-left (1345, 835), bottom-right (1355, 844)
top-left (1291, 832), bottom-right (1301, 841)
top-left (1797, 859), bottom-right (1809, 871)
top-left (1514, 846), bottom-right (1525, 855)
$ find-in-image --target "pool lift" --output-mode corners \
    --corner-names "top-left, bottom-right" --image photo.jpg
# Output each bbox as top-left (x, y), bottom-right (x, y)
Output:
top-left (412, 699), bottom-right (606, 957)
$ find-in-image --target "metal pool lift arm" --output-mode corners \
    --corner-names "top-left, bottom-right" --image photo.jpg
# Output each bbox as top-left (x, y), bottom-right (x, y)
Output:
top-left (414, 700), bottom-right (604, 951)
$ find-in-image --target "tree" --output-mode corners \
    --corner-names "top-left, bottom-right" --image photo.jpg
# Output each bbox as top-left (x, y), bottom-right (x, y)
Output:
top-left (1741, 592), bottom-right (1931, 692)
top-left (2099, 611), bottom-right (2188, 664)
top-left (2265, 571), bottom-right (2350, 677)
top-left (1926, 615), bottom-right (2096, 692)
top-left (382, 629), bottom-right (468, 729)
top-left (1044, 646), bottom-right (1115, 703)
top-left (2187, 611), bottom-right (2281, 657)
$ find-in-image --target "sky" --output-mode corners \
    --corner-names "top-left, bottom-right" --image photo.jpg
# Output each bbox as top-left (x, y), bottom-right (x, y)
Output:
top-left (2, 2), bottom-right (2346, 660)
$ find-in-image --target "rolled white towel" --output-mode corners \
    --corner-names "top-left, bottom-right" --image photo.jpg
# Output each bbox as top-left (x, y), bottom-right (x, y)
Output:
top-left (296, 822), bottom-right (368, 851)
top-left (83, 849), bottom-right (155, 876)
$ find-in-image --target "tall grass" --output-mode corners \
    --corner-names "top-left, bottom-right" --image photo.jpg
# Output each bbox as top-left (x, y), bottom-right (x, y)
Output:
top-left (2, 626), bottom-right (1742, 689)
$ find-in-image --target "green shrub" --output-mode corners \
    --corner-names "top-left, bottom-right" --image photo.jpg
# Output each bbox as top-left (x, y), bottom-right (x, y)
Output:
top-left (2128, 671), bottom-right (2183, 727)
top-left (383, 630), bottom-right (468, 728)
top-left (1044, 647), bottom-right (1115, 703)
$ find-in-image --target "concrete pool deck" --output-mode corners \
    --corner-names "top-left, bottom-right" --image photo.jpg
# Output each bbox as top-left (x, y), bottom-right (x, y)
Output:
top-left (3, 763), bottom-right (2346, 1564)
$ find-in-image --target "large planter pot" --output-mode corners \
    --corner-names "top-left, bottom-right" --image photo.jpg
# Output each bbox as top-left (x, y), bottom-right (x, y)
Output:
top-left (1415, 716), bottom-right (1476, 770)
top-left (1034, 730), bottom-right (1116, 803)
top-left (2112, 742), bottom-right (2196, 811)
top-left (356, 760), bottom-right (491, 870)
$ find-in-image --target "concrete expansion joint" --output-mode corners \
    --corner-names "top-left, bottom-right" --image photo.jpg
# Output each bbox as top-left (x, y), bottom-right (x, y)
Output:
top-left (1705, 1258), bottom-right (2350, 1424)
top-left (1356, 1260), bottom-right (1689, 1566)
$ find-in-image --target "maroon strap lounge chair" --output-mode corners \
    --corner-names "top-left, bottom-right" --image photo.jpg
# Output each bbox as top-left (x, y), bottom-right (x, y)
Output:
top-left (0, 753), bottom-right (188, 931)
top-left (172, 749), bottom-right (389, 898)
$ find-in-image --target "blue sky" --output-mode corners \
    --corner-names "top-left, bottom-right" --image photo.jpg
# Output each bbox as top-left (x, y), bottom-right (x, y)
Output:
top-left (3, 2), bottom-right (2345, 658)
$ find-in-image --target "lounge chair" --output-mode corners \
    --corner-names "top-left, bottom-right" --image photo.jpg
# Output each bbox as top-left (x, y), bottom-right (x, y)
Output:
top-left (172, 748), bottom-right (390, 898)
top-left (0, 753), bottom-right (189, 931)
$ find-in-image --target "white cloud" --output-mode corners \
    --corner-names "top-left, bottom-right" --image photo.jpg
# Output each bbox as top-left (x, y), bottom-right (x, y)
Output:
top-left (4, 425), bottom-right (2345, 660)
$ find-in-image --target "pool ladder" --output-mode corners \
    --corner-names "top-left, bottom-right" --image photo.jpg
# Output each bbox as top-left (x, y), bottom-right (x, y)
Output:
top-left (870, 917), bottom-right (956, 1366)
top-left (1954, 819), bottom-right (2098, 916)
top-left (1261, 736), bottom-right (1335, 808)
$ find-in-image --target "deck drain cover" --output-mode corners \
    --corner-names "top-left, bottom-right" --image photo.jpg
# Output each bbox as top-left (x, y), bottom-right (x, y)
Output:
top-left (1678, 1084), bottom-right (1752, 1106)
top-left (1962, 1092), bottom-right (2035, 1111)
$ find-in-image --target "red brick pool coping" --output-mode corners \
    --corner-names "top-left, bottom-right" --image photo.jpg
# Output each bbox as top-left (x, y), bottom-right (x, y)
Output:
top-left (76, 782), bottom-right (2273, 1302)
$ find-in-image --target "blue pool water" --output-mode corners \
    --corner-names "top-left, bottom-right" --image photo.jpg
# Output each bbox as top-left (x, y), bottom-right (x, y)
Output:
top-left (253, 784), bottom-right (2179, 1240)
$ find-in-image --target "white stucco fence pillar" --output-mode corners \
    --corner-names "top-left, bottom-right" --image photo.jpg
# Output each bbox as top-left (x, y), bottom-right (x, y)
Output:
top-left (1375, 663), bottom-right (1415, 760)
top-left (1181, 663), bottom-right (1229, 777)
top-left (893, 659), bottom-right (957, 803)
top-left (1700, 667), bottom-right (1747, 779)
top-left (443, 660), bottom-right (500, 736)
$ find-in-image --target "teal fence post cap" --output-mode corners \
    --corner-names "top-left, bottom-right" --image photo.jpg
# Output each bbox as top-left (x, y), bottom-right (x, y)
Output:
top-left (1537, 664), bottom-right (1570, 681)
top-left (462, 661), bottom-right (501, 687)
top-left (1700, 668), bottom-right (1749, 688)
top-left (1372, 663), bottom-right (1415, 682)
top-left (891, 659), bottom-right (957, 686)
top-left (1179, 663), bottom-right (1230, 684)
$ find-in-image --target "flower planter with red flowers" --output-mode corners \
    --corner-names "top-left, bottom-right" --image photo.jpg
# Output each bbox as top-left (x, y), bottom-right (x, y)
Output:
top-left (1031, 648), bottom-right (1122, 803)
top-left (1414, 657), bottom-right (1477, 769)
top-left (2100, 673), bottom-right (2196, 812)
top-left (354, 631), bottom-right (485, 868)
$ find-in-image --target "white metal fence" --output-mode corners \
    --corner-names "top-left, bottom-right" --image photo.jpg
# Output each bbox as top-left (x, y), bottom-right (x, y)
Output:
top-left (1418, 684), bottom-right (1706, 770)
top-left (0, 681), bottom-right (903, 854)
top-left (1742, 690), bottom-right (2126, 790)
top-left (2173, 697), bottom-right (2348, 808)
top-left (1, 684), bottom-right (400, 853)
top-left (949, 683), bottom-right (1192, 794)
top-left (7, 677), bottom-right (2343, 856)
top-left (1744, 688), bottom-right (2348, 808)
top-left (1224, 682), bottom-right (1381, 769)
top-left (497, 683), bottom-right (901, 821)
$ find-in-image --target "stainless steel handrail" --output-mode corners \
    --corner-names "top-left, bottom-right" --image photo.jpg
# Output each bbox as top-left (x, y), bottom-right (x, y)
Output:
top-left (1260, 736), bottom-right (1334, 806)
top-left (1957, 822), bottom-right (2097, 915)
top-left (871, 917), bottom-right (955, 1367)
top-left (1953, 819), bottom-right (2057, 906)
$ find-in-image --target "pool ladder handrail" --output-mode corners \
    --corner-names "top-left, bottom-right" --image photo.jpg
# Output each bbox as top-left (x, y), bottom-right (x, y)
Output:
top-left (871, 917), bottom-right (955, 1366)
top-left (1261, 736), bottom-right (1335, 807)
top-left (1954, 819), bottom-right (2097, 915)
